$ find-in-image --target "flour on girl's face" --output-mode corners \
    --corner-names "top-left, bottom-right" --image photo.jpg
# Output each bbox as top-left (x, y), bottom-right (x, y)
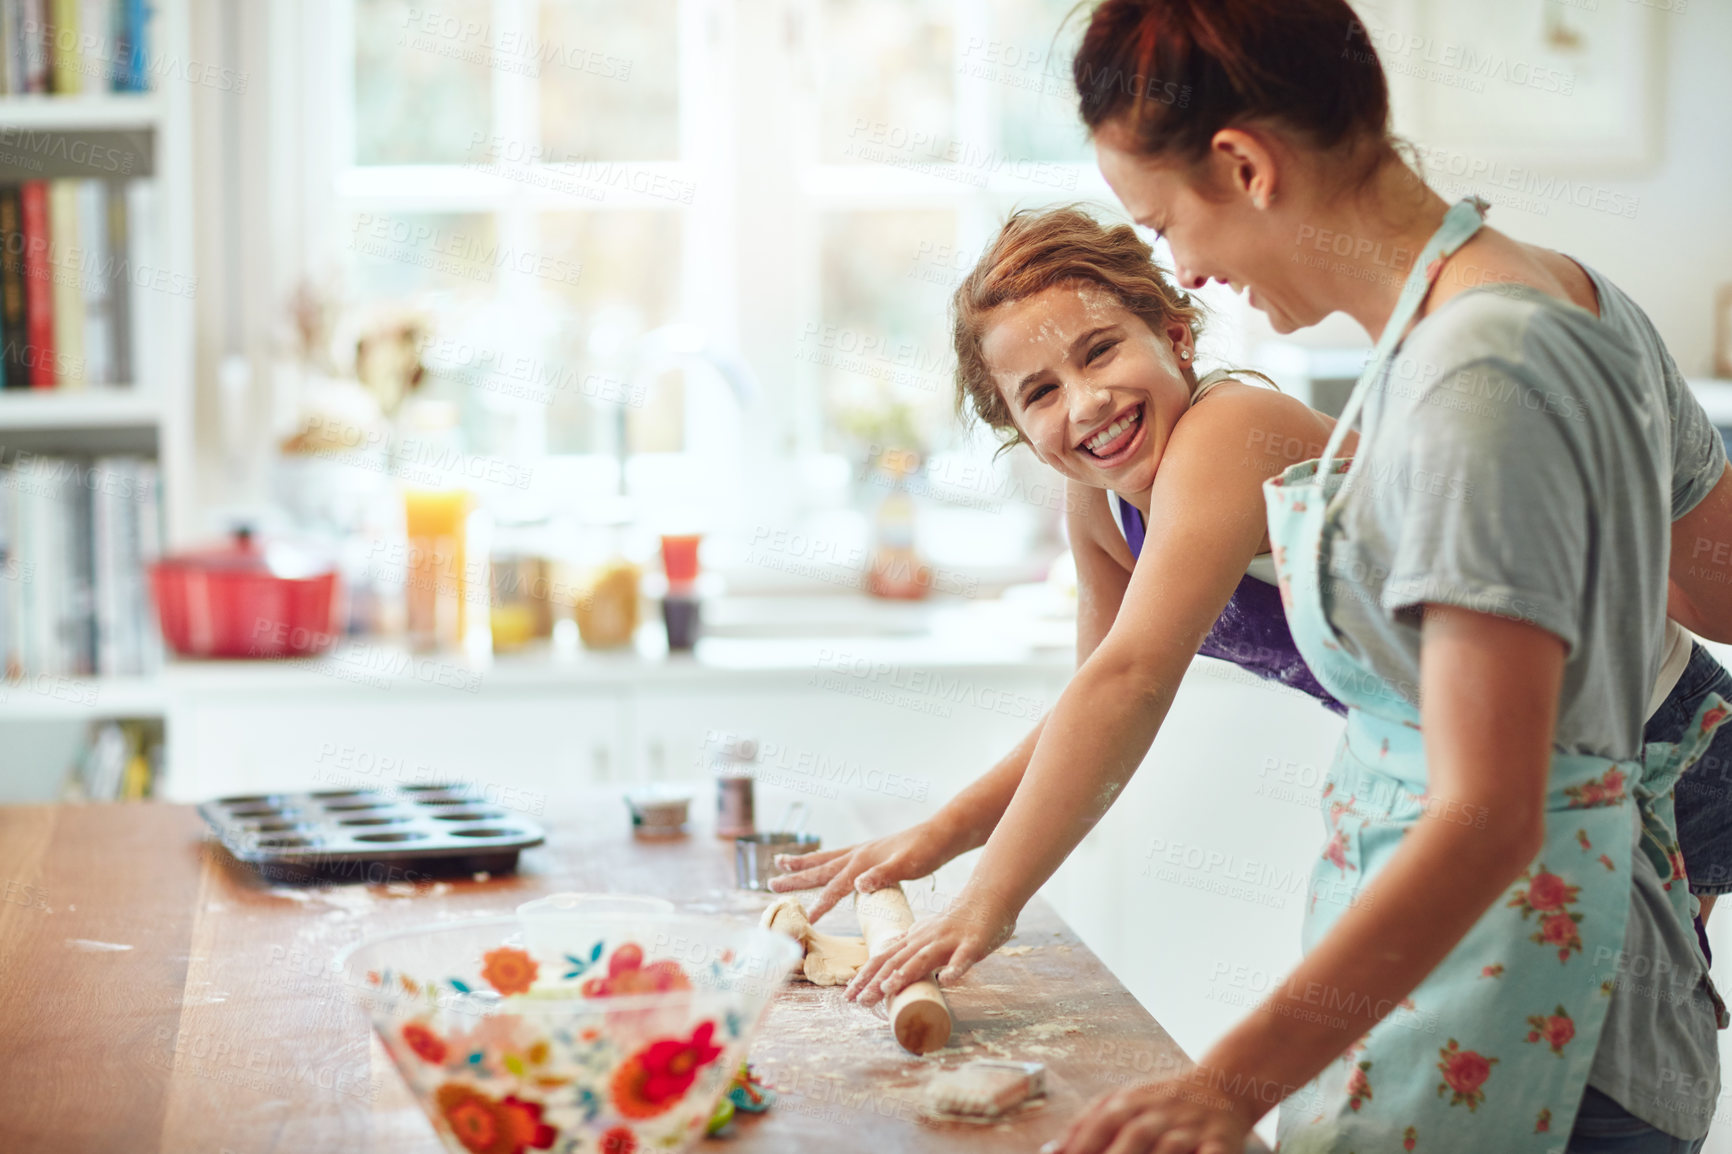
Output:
top-left (1024, 285), bottom-right (1123, 350)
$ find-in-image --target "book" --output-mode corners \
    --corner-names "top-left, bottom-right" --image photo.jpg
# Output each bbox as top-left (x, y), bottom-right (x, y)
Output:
top-left (77, 0), bottom-right (105, 90)
top-left (114, 0), bottom-right (145, 92)
top-left (63, 456), bottom-right (95, 672)
top-left (21, 0), bottom-right (46, 93)
top-left (0, 0), bottom-right (150, 96)
top-left (105, 179), bottom-right (129, 385)
top-left (92, 455), bottom-right (147, 675)
top-left (0, 180), bottom-right (148, 392)
top-left (91, 455), bottom-right (122, 674)
top-left (118, 720), bottom-right (156, 799)
top-left (47, 0), bottom-right (75, 94)
top-left (0, 0), bottom-right (14, 96)
top-left (48, 178), bottom-right (82, 387)
top-left (19, 180), bottom-right (55, 388)
top-left (3, 454), bottom-right (159, 679)
top-left (131, 456), bottom-right (160, 670)
top-left (80, 721), bottom-right (127, 801)
top-left (14, 458), bottom-right (48, 674)
top-left (122, 177), bottom-right (150, 384)
top-left (76, 178), bottom-right (111, 386)
top-left (36, 458), bottom-right (67, 674)
top-left (0, 186), bottom-right (26, 389)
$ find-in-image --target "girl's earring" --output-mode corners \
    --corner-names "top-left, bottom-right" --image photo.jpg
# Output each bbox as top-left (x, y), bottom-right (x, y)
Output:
top-left (1179, 349), bottom-right (1191, 361)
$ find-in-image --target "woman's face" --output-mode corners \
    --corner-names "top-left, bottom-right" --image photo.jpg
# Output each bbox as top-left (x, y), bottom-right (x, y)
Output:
top-left (981, 282), bottom-right (1192, 494)
top-left (1094, 119), bottom-right (1325, 334)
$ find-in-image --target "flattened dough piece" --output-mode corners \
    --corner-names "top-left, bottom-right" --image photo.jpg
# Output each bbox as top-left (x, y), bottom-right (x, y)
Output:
top-left (801, 930), bottom-right (869, 986)
top-left (760, 896), bottom-right (870, 987)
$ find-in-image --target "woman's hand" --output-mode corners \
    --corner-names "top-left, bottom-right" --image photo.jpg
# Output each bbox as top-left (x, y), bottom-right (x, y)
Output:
top-left (768, 821), bottom-right (962, 921)
top-left (1042, 1074), bottom-right (1256, 1154)
top-left (843, 886), bottom-right (1017, 1005)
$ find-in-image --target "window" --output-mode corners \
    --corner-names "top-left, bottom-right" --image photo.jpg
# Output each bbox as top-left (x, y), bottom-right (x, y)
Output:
top-left (337, 0), bottom-right (698, 487)
top-left (297, 0), bottom-right (1223, 577)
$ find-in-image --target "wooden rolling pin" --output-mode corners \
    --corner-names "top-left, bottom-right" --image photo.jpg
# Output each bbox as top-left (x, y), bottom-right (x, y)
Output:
top-left (856, 884), bottom-right (953, 1055)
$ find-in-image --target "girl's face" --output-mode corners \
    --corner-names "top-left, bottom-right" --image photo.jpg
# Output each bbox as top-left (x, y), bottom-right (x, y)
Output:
top-left (1094, 119), bottom-right (1325, 334)
top-left (981, 282), bottom-right (1192, 494)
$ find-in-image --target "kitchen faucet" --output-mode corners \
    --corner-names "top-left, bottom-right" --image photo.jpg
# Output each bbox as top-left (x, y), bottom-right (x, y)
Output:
top-left (611, 323), bottom-right (760, 499)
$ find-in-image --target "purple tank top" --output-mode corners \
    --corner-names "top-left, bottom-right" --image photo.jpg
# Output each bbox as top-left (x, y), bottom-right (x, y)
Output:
top-left (1117, 496), bottom-right (1345, 715)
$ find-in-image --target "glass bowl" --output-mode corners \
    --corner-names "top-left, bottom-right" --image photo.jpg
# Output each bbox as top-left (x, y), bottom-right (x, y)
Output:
top-left (515, 894), bottom-right (677, 917)
top-left (341, 913), bottom-right (800, 1154)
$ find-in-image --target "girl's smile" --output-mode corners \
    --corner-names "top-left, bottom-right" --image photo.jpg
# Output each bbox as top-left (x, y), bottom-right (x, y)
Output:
top-left (1078, 401), bottom-right (1145, 461)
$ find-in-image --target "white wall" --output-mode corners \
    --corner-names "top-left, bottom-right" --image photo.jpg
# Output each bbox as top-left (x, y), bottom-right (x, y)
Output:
top-left (1240, 1), bottom-right (1732, 378)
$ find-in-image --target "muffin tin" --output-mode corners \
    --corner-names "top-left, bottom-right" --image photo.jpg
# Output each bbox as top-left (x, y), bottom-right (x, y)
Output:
top-left (197, 786), bottom-right (545, 883)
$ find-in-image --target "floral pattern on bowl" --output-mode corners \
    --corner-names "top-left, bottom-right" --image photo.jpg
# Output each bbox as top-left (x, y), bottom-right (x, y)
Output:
top-left (347, 916), bottom-right (798, 1154)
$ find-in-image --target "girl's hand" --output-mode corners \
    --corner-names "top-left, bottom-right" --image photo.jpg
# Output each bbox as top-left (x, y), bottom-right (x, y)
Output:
top-left (1042, 1075), bottom-right (1256, 1154)
top-left (769, 821), bottom-right (961, 921)
top-left (843, 886), bottom-right (1016, 1005)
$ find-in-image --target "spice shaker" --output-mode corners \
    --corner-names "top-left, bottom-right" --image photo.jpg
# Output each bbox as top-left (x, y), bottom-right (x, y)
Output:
top-left (710, 735), bottom-right (759, 839)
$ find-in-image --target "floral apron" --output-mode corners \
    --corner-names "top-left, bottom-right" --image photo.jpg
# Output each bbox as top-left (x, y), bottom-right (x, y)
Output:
top-left (1264, 198), bottom-right (1729, 1153)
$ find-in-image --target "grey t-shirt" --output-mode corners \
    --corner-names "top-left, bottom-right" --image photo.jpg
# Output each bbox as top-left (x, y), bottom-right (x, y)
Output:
top-left (1321, 265), bottom-right (1725, 1138)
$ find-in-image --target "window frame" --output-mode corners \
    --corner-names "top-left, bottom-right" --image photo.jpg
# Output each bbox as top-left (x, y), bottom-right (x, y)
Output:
top-left (285, 0), bottom-right (1170, 575)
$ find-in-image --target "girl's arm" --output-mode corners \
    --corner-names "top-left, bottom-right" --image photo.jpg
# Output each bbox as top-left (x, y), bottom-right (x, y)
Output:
top-left (771, 482), bottom-right (1134, 920)
top-left (1052, 605), bottom-right (1561, 1153)
top-left (847, 386), bottom-right (1310, 1001)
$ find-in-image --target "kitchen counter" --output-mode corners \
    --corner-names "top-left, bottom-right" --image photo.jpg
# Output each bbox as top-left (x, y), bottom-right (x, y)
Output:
top-left (0, 794), bottom-right (1217, 1153)
top-left (0, 593), bottom-right (1076, 720)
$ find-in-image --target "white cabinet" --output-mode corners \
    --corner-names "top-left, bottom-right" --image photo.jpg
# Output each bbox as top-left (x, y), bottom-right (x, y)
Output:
top-left (158, 659), bottom-right (1070, 851)
top-left (169, 688), bottom-right (628, 806)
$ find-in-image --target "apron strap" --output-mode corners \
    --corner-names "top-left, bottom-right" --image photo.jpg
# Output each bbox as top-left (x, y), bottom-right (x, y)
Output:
top-left (1318, 197), bottom-right (1490, 471)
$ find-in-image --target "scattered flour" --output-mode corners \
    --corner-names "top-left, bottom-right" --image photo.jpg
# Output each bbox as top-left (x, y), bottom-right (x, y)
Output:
top-left (65, 938), bottom-right (133, 952)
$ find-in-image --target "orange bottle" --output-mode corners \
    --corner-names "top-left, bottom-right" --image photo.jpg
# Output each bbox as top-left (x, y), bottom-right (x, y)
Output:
top-left (403, 487), bottom-right (471, 650)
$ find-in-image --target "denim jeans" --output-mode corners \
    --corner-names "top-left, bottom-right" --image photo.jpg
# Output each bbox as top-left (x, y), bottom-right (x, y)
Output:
top-left (1564, 1086), bottom-right (1708, 1153)
top-left (1644, 641), bottom-right (1732, 899)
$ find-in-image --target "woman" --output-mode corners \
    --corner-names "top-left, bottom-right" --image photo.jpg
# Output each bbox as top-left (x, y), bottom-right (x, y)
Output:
top-left (776, 3), bottom-right (1731, 1150)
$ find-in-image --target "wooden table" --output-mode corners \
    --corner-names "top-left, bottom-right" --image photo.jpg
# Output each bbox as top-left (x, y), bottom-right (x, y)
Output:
top-left (0, 797), bottom-right (1203, 1153)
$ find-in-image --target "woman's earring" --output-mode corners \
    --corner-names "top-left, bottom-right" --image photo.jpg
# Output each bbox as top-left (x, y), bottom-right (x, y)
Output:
top-left (1179, 349), bottom-right (1191, 361)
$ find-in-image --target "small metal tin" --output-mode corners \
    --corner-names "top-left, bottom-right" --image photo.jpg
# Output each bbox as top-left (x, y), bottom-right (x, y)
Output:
top-left (734, 832), bottom-right (820, 891)
top-left (624, 788), bottom-right (693, 839)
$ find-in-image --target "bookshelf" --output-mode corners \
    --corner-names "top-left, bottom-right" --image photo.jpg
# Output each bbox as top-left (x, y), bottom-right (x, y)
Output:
top-left (0, 386), bottom-right (159, 428)
top-left (0, 93), bottom-right (161, 130)
top-left (0, 1), bottom-right (193, 545)
top-left (0, 0), bottom-right (193, 792)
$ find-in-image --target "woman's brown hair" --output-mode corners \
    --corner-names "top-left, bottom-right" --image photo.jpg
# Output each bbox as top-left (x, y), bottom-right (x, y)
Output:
top-left (1071, 0), bottom-right (1391, 170)
top-left (952, 206), bottom-right (1204, 454)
